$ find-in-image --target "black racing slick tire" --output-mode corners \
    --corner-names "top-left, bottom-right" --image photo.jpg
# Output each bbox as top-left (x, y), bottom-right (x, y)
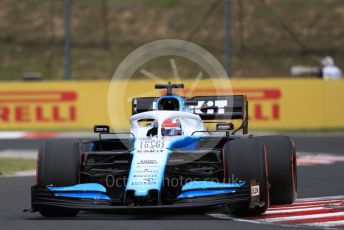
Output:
top-left (37, 140), bottom-right (80, 217)
top-left (223, 138), bottom-right (269, 216)
top-left (257, 135), bottom-right (297, 205)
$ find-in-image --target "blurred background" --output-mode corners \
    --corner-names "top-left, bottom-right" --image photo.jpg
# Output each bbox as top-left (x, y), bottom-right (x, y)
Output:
top-left (0, 0), bottom-right (343, 80)
top-left (0, 2), bottom-right (344, 229)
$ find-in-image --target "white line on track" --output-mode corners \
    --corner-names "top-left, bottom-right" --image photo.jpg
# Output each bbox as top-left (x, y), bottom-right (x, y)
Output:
top-left (268, 204), bottom-right (337, 210)
top-left (207, 195), bottom-right (344, 229)
top-left (0, 132), bottom-right (26, 139)
top-left (304, 220), bottom-right (344, 227)
top-left (0, 149), bottom-right (37, 159)
top-left (1, 170), bottom-right (35, 177)
top-left (255, 212), bottom-right (344, 223)
top-left (263, 206), bottom-right (329, 214)
top-left (296, 195), bottom-right (344, 201)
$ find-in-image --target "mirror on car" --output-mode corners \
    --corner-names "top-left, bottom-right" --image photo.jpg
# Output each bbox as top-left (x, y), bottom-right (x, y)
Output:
top-left (216, 123), bottom-right (234, 131)
top-left (94, 125), bottom-right (110, 133)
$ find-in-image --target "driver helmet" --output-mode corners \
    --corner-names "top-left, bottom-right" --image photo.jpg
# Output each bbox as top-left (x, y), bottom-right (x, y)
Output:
top-left (162, 118), bottom-right (182, 136)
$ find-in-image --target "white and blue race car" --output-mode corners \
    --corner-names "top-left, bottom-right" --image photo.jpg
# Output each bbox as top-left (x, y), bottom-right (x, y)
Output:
top-left (29, 83), bottom-right (297, 217)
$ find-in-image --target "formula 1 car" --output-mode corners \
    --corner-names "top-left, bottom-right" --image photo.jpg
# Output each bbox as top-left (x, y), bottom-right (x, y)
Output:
top-left (29, 83), bottom-right (297, 217)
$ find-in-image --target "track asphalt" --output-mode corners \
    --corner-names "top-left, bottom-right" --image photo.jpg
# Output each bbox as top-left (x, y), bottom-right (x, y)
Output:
top-left (0, 136), bottom-right (343, 229)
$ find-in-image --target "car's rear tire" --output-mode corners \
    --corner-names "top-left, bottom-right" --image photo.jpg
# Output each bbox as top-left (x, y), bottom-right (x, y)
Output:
top-left (257, 135), bottom-right (297, 204)
top-left (223, 138), bottom-right (269, 216)
top-left (37, 140), bottom-right (80, 217)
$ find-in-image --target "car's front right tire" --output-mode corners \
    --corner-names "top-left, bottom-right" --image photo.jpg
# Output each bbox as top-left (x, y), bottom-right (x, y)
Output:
top-left (37, 140), bottom-right (80, 217)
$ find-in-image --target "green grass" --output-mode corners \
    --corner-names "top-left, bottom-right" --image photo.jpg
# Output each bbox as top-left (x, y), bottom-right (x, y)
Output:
top-left (0, 158), bottom-right (35, 175)
top-left (0, 0), bottom-right (343, 80)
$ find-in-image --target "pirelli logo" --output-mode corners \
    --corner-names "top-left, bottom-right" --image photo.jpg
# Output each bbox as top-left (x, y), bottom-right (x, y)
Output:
top-left (0, 91), bottom-right (77, 123)
top-left (235, 88), bottom-right (281, 121)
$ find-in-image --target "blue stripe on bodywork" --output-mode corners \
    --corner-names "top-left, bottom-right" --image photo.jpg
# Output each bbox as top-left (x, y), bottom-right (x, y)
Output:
top-left (177, 189), bottom-right (237, 199)
top-left (181, 181), bottom-right (245, 191)
top-left (167, 136), bottom-right (199, 150)
top-left (48, 183), bottom-right (106, 193)
top-left (177, 181), bottom-right (246, 199)
top-left (53, 192), bottom-right (111, 200)
top-left (47, 183), bottom-right (110, 200)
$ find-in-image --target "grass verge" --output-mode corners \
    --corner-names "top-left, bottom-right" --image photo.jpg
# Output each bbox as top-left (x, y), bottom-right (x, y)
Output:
top-left (0, 158), bottom-right (35, 176)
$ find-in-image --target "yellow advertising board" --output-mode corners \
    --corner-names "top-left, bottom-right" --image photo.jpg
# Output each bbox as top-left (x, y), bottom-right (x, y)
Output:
top-left (0, 79), bottom-right (343, 130)
top-left (0, 81), bottom-right (108, 130)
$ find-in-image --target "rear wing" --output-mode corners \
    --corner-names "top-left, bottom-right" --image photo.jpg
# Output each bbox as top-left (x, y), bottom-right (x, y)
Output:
top-left (189, 95), bottom-right (248, 134)
top-left (188, 95), bottom-right (247, 120)
top-left (132, 95), bottom-right (248, 134)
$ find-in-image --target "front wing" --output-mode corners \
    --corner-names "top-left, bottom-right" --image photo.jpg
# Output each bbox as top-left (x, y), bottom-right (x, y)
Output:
top-left (29, 183), bottom-right (255, 213)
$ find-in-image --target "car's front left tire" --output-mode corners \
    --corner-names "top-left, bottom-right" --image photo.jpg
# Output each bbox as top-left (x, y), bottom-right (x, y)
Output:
top-left (222, 137), bottom-right (270, 216)
top-left (257, 135), bottom-right (297, 204)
